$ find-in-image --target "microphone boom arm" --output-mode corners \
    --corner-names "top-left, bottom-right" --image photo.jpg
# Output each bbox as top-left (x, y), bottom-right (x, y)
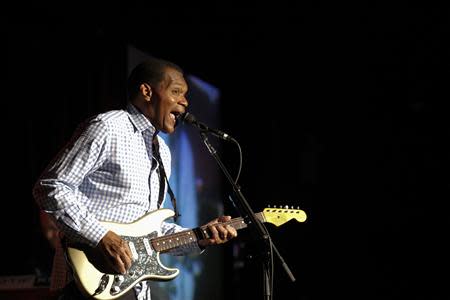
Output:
top-left (181, 112), bottom-right (296, 300)
top-left (196, 129), bottom-right (296, 300)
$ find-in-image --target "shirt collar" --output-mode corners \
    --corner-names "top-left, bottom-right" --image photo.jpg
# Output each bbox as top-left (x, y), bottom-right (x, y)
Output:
top-left (126, 103), bottom-right (156, 134)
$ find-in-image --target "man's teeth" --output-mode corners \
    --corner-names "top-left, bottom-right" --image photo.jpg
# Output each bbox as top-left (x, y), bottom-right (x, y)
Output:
top-left (170, 113), bottom-right (176, 120)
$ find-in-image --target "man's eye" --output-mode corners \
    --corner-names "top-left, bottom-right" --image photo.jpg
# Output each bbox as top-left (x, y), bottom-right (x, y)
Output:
top-left (173, 89), bottom-right (180, 95)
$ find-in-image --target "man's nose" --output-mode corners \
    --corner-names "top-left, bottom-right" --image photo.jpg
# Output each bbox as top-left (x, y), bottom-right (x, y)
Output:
top-left (179, 96), bottom-right (188, 108)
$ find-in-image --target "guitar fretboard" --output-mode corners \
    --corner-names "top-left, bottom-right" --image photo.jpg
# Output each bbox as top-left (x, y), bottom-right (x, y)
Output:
top-left (151, 212), bottom-right (264, 252)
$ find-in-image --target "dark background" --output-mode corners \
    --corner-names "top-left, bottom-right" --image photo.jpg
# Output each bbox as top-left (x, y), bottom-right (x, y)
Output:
top-left (4, 2), bottom-right (449, 300)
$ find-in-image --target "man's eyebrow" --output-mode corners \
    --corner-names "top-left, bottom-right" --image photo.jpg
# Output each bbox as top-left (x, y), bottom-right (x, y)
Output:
top-left (171, 83), bottom-right (188, 90)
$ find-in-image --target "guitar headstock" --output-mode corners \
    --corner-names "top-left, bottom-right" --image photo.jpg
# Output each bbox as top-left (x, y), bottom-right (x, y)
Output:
top-left (262, 206), bottom-right (307, 227)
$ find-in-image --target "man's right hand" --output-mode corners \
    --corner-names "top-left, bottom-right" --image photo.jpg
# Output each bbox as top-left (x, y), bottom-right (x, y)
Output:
top-left (97, 231), bottom-right (133, 274)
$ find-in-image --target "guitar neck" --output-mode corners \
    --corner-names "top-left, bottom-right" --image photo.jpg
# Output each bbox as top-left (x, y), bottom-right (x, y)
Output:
top-left (151, 212), bottom-right (265, 252)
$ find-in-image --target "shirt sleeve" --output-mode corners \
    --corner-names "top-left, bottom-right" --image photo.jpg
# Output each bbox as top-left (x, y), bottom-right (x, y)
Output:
top-left (33, 118), bottom-right (110, 247)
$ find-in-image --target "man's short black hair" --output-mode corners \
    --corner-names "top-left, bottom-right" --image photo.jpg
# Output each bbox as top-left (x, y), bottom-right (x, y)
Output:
top-left (127, 57), bottom-right (183, 100)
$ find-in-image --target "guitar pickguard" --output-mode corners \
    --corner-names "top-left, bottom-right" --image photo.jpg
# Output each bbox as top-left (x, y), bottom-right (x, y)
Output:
top-left (105, 231), bottom-right (177, 296)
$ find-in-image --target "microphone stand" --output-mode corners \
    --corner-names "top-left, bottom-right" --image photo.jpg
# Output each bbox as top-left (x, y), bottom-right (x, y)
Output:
top-left (199, 131), bottom-right (296, 300)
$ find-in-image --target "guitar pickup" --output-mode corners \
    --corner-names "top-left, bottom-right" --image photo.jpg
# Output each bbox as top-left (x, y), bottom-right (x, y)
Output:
top-left (142, 238), bottom-right (152, 255)
top-left (128, 241), bottom-right (139, 260)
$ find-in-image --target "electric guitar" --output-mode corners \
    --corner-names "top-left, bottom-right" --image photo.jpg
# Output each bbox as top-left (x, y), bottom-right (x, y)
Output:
top-left (66, 206), bottom-right (307, 299)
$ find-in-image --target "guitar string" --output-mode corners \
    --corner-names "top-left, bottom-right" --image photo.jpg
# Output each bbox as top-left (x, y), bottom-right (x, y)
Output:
top-left (151, 213), bottom-right (264, 247)
top-left (151, 217), bottom-right (246, 244)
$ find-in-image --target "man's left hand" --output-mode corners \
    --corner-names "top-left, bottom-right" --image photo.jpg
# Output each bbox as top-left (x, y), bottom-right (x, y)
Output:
top-left (198, 216), bottom-right (238, 248)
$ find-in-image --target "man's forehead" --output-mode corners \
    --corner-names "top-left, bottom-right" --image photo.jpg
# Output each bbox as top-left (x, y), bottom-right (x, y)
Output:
top-left (164, 69), bottom-right (187, 87)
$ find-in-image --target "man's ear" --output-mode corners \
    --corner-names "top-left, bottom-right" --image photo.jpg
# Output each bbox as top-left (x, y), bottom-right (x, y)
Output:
top-left (139, 83), bottom-right (153, 101)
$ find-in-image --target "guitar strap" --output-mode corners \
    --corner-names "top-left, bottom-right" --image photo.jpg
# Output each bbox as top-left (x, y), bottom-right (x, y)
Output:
top-left (152, 134), bottom-right (179, 222)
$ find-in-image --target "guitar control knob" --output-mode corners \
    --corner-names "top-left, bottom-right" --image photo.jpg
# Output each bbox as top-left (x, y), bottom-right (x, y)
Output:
top-left (115, 275), bottom-right (125, 284)
top-left (111, 285), bottom-right (121, 294)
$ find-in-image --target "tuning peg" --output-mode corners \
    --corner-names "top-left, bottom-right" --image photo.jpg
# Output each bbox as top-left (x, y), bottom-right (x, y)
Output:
top-left (291, 206), bottom-right (294, 209)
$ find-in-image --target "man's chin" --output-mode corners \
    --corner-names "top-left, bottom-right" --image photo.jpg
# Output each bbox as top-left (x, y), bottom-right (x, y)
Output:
top-left (161, 125), bottom-right (175, 134)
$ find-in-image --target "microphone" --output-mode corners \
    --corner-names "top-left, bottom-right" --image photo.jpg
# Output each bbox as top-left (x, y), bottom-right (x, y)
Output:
top-left (179, 112), bottom-right (235, 142)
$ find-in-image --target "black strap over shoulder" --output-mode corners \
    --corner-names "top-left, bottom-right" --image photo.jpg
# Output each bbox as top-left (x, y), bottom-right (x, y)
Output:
top-left (152, 134), bottom-right (180, 222)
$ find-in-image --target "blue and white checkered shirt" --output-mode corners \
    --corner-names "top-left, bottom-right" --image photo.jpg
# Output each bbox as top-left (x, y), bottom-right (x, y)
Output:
top-left (33, 103), bottom-right (200, 299)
